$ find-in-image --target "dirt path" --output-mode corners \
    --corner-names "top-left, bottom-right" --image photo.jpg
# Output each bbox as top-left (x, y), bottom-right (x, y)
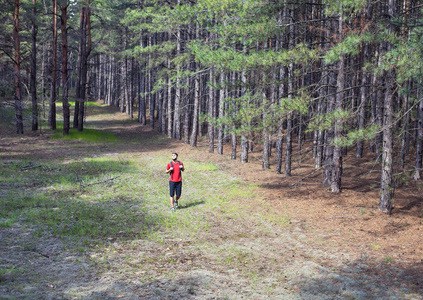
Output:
top-left (1, 103), bottom-right (422, 299)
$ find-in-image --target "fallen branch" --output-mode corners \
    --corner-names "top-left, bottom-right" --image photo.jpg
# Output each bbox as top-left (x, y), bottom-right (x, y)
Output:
top-left (21, 164), bottom-right (42, 171)
top-left (80, 176), bottom-right (120, 188)
top-left (290, 166), bottom-right (323, 187)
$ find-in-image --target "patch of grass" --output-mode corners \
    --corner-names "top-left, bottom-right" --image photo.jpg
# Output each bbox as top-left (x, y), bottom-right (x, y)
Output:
top-left (259, 210), bottom-right (291, 227)
top-left (225, 182), bottom-right (258, 200)
top-left (0, 157), bottom-right (159, 245)
top-left (191, 162), bottom-right (219, 171)
top-left (384, 256), bottom-right (393, 263)
top-left (117, 118), bottom-right (139, 124)
top-left (220, 246), bottom-right (253, 266)
top-left (68, 101), bottom-right (106, 107)
top-left (0, 219), bottom-right (14, 228)
top-left (51, 125), bottom-right (118, 142)
top-left (371, 242), bottom-right (381, 250)
top-left (0, 266), bottom-right (24, 282)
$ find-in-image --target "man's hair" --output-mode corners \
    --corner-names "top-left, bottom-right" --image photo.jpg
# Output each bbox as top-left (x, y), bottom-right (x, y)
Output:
top-left (172, 152), bottom-right (178, 157)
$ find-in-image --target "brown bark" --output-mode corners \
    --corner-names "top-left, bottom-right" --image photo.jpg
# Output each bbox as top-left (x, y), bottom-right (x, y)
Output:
top-left (48, 0), bottom-right (58, 130)
top-left (217, 72), bottom-right (225, 155)
top-left (14, 0), bottom-right (23, 134)
top-left (414, 97), bottom-right (423, 180)
top-left (379, 0), bottom-right (396, 213)
top-left (61, 3), bottom-right (70, 135)
top-left (31, 0), bottom-right (38, 131)
top-left (208, 68), bottom-right (215, 153)
top-left (331, 14), bottom-right (345, 194)
top-left (190, 61), bottom-right (200, 147)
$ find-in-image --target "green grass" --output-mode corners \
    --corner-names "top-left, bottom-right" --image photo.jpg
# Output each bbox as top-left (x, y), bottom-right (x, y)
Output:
top-left (190, 162), bottom-right (219, 171)
top-left (0, 146), bottom-right (287, 255)
top-left (0, 219), bottom-right (14, 228)
top-left (68, 101), bottom-right (107, 107)
top-left (0, 103), bottom-right (295, 293)
top-left (0, 158), bottom-right (159, 245)
top-left (0, 153), bottom-right (240, 245)
top-left (50, 125), bottom-right (118, 142)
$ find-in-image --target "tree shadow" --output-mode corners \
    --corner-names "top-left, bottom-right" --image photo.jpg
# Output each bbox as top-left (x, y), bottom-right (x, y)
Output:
top-left (293, 257), bottom-right (423, 299)
top-left (178, 201), bottom-right (205, 210)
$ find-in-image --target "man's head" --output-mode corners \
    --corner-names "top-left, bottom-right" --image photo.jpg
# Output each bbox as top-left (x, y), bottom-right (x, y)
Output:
top-left (172, 153), bottom-right (178, 161)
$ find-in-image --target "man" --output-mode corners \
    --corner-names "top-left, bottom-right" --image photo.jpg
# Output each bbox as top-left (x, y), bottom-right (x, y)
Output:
top-left (166, 152), bottom-right (185, 211)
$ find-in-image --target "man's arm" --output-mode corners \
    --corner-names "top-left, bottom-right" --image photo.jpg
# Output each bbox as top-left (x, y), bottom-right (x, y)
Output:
top-left (166, 164), bottom-right (173, 174)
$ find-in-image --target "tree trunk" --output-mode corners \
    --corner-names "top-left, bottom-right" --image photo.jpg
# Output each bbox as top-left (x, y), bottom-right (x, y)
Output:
top-left (77, 3), bottom-right (91, 132)
top-left (379, 67), bottom-right (394, 212)
top-left (331, 14), bottom-right (344, 193)
top-left (276, 64), bottom-right (286, 174)
top-left (190, 61), bottom-right (200, 147)
top-left (49, 0), bottom-right (58, 130)
top-left (262, 87), bottom-right (270, 169)
top-left (73, 8), bottom-right (83, 128)
top-left (161, 84), bottom-right (168, 134)
top-left (285, 7), bottom-right (295, 175)
top-left (413, 95), bottom-right (423, 180)
top-left (315, 90), bottom-right (325, 169)
top-left (379, 0), bottom-right (396, 213)
top-left (61, 3), bottom-right (70, 135)
top-left (401, 81), bottom-right (411, 168)
top-left (183, 76), bottom-right (191, 144)
top-left (167, 63), bottom-right (173, 138)
top-left (217, 72), bottom-right (225, 155)
top-left (285, 60), bottom-right (294, 176)
top-left (14, 0), bottom-right (23, 134)
top-left (41, 42), bottom-right (47, 118)
top-left (31, 0), bottom-right (38, 131)
top-left (173, 27), bottom-right (182, 139)
top-left (240, 68), bottom-right (248, 163)
top-left (374, 44), bottom-right (384, 159)
top-left (208, 68), bottom-right (215, 153)
top-left (148, 35), bottom-right (155, 128)
top-left (77, 7), bottom-right (87, 131)
top-left (119, 61), bottom-right (125, 113)
top-left (356, 43), bottom-right (369, 158)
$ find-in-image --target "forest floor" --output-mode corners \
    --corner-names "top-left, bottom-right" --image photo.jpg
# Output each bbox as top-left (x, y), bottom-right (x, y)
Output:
top-left (0, 101), bottom-right (422, 299)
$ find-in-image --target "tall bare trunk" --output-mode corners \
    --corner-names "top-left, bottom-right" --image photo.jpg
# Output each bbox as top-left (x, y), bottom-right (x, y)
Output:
top-left (231, 71), bottom-right (237, 160)
top-left (31, 0), bottom-right (38, 131)
top-left (414, 95), bottom-right (423, 180)
top-left (240, 68), bottom-right (248, 163)
top-left (14, 0), bottom-right (23, 134)
top-left (217, 72), bottom-right (225, 154)
top-left (331, 14), bottom-right (344, 193)
top-left (262, 87), bottom-right (270, 169)
top-left (61, 3), bottom-right (70, 135)
top-left (190, 61), bottom-right (200, 147)
top-left (49, 0), bottom-right (58, 130)
top-left (167, 59), bottom-right (173, 138)
top-left (173, 26), bottom-right (182, 139)
top-left (208, 68), bottom-right (215, 153)
top-left (379, 0), bottom-right (396, 213)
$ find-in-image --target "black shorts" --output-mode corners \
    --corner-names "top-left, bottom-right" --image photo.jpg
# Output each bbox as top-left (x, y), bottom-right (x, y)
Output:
top-left (169, 181), bottom-right (182, 197)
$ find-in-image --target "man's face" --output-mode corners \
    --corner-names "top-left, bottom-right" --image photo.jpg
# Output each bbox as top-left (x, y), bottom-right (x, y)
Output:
top-left (172, 154), bottom-right (178, 160)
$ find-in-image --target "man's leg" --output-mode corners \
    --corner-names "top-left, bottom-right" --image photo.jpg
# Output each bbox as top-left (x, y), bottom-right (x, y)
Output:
top-left (174, 196), bottom-right (180, 208)
top-left (169, 181), bottom-right (175, 211)
top-left (174, 181), bottom-right (182, 208)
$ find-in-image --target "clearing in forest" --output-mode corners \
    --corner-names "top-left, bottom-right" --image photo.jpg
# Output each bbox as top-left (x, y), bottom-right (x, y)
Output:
top-left (0, 102), bottom-right (422, 299)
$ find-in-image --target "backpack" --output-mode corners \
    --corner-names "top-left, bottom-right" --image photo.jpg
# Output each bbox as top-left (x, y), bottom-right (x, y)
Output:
top-left (170, 161), bottom-right (181, 169)
top-left (170, 161), bottom-right (182, 178)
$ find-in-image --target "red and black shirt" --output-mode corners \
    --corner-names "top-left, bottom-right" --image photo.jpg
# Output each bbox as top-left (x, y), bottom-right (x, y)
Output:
top-left (167, 161), bottom-right (183, 182)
